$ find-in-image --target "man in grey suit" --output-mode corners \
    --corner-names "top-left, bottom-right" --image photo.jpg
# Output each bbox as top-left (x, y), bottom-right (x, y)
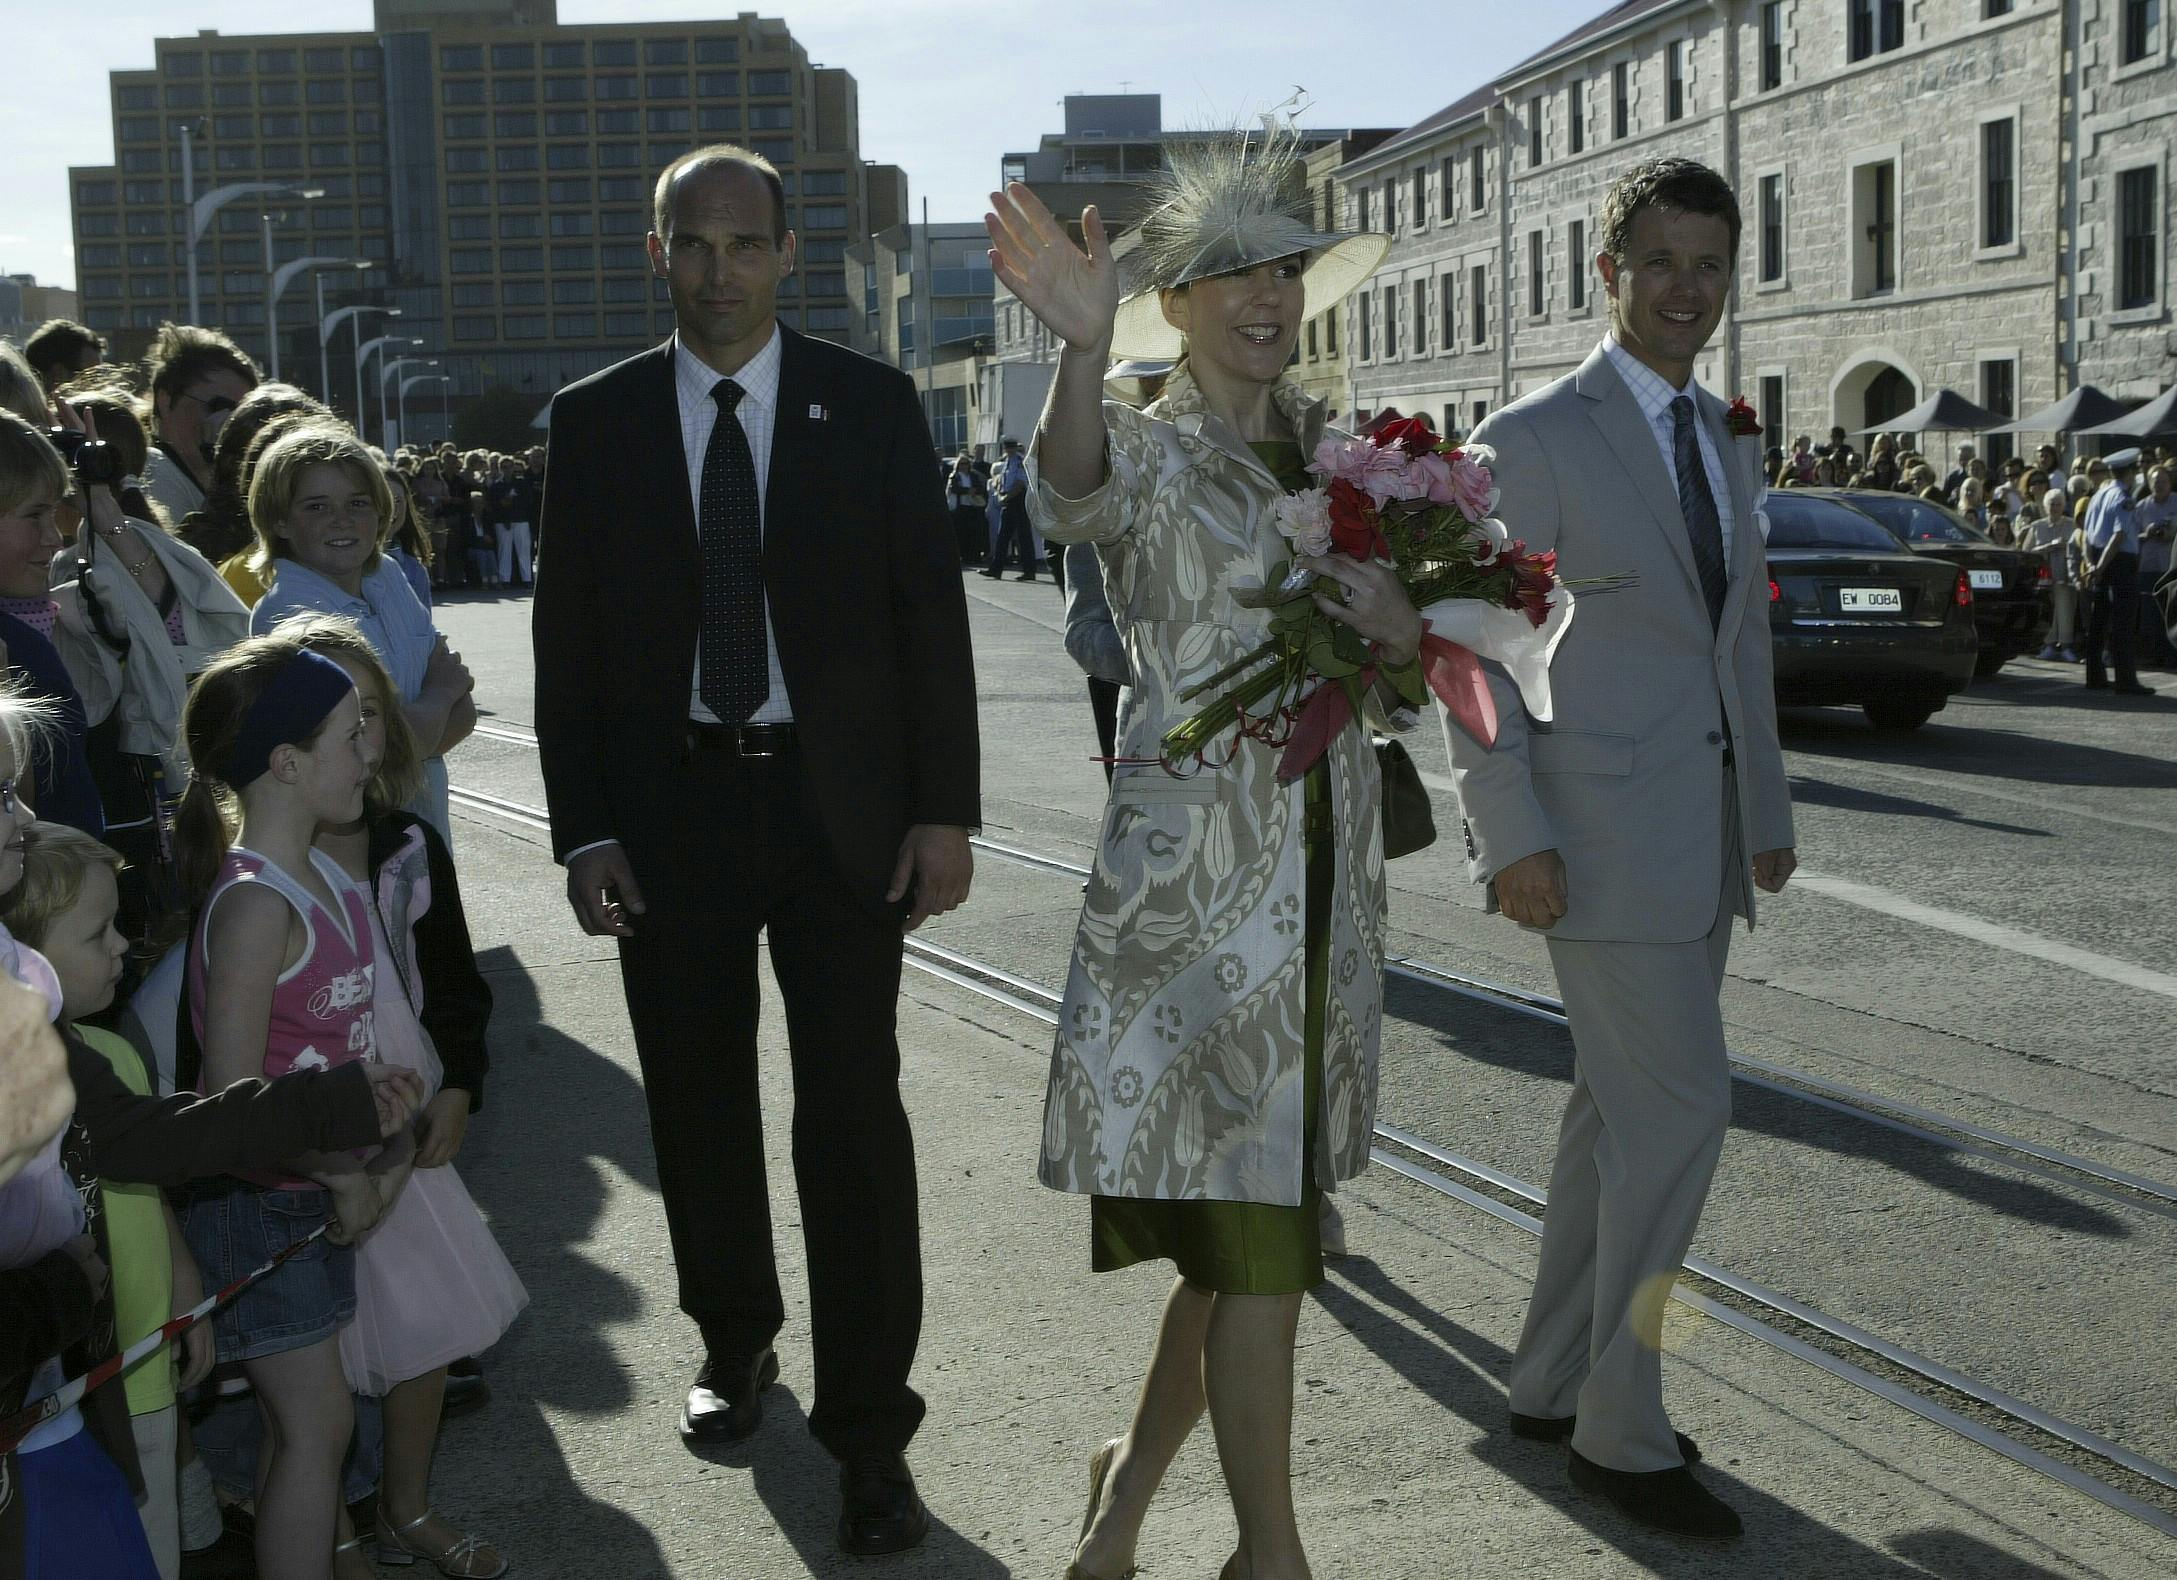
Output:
top-left (1446, 157), bottom-right (1797, 1541)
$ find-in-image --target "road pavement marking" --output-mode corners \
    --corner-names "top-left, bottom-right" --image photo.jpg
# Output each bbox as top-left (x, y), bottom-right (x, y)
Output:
top-left (1793, 873), bottom-right (2177, 1001)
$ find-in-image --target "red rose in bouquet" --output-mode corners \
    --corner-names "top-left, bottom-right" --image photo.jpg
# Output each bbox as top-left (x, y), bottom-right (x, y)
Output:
top-left (1325, 477), bottom-right (1388, 561)
top-left (1371, 415), bottom-right (1439, 457)
top-left (1725, 397), bottom-right (1762, 438)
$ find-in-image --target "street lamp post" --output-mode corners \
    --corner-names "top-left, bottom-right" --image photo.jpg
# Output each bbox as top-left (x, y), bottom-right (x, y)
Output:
top-left (180, 175), bottom-right (321, 327)
top-left (322, 306), bottom-right (399, 429)
top-left (400, 372), bottom-right (448, 446)
top-left (379, 356), bottom-right (434, 449)
top-left (356, 336), bottom-right (423, 446)
top-left (261, 254), bottom-right (364, 386)
top-left (313, 264), bottom-right (372, 403)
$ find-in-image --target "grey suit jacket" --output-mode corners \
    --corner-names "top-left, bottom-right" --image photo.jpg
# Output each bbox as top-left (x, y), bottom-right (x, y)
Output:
top-left (1446, 343), bottom-right (1795, 944)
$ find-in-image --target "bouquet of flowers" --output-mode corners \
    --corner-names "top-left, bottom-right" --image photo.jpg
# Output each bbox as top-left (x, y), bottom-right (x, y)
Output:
top-left (1160, 416), bottom-right (1590, 782)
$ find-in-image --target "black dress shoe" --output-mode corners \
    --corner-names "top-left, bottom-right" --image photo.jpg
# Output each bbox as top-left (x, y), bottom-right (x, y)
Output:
top-left (1568, 1446), bottom-right (1741, 1540)
top-left (2114, 682), bottom-right (2156, 696)
top-left (1508, 1410), bottom-right (1701, 1464)
top-left (680, 1348), bottom-right (778, 1443)
top-left (837, 1452), bottom-right (928, 1555)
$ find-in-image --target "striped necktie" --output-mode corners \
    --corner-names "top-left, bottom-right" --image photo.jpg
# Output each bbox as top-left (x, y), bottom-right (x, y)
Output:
top-left (699, 377), bottom-right (769, 721)
top-left (1670, 395), bottom-right (1729, 628)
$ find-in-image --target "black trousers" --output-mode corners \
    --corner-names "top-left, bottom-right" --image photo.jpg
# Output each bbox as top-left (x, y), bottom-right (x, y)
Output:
top-left (615, 740), bottom-right (924, 1461)
top-left (1088, 677), bottom-right (1120, 784)
top-left (2084, 552), bottom-right (2141, 687)
top-left (991, 496), bottom-right (1037, 576)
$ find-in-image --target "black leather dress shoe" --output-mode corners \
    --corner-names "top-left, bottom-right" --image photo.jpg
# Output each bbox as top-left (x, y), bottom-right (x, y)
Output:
top-left (837, 1452), bottom-right (929, 1556)
top-left (679, 1348), bottom-right (778, 1443)
top-left (1568, 1446), bottom-right (1741, 1540)
top-left (1508, 1410), bottom-right (1701, 1465)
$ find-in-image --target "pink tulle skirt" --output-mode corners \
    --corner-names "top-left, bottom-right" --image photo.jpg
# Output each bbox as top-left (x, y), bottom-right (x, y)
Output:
top-left (339, 916), bottom-right (528, 1396)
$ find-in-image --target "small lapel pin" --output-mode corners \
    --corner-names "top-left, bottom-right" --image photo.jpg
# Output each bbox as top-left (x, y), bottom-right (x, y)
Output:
top-left (808, 403), bottom-right (827, 420)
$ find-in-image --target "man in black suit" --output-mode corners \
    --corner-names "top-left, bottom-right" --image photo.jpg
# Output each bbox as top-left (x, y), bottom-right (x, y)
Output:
top-left (532, 144), bottom-right (979, 1556)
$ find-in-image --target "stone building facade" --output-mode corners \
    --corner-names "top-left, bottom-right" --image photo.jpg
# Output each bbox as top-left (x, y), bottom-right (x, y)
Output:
top-left (1339, 0), bottom-right (2170, 453)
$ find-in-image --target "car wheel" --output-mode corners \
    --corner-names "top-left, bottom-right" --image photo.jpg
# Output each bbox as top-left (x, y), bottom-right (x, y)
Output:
top-left (1864, 699), bottom-right (1938, 731)
top-left (1973, 650), bottom-right (2007, 679)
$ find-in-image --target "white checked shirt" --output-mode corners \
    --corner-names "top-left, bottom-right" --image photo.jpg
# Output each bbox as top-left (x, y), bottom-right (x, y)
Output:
top-left (676, 328), bottom-right (793, 724)
top-left (1602, 333), bottom-right (1735, 574)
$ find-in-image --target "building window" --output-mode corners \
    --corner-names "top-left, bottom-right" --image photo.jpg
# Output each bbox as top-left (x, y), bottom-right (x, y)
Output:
top-left (1413, 168), bottom-right (1428, 228)
top-left (1759, 173), bottom-right (1785, 282)
top-left (440, 45), bottom-right (482, 72)
top-left (1528, 231), bottom-right (1546, 317)
top-left (1666, 42), bottom-right (1685, 121)
top-left (647, 73), bottom-right (690, 98)
top-left (1358, 290), bottom-right (1372, 359)
top-left (1984, 0), bottom-right (2013, 14)
top-left (1612, 62), bottom-right (1630, 139)
top-left (1383, 285), bottom-right (1399, 357)
top-left (593, 40), bottom-right (636, 66)
top-left (1413, 277), bottom-right (1429, 352)
top-left (1439, 157), bottom-right (1457, 225)
top-left (2118, 165), bottom-right (2160, 310)
top-left (1305, 320), bottom-right (1317, 359)
top-left (1470, 264), bottom-right (1487, 346)
top-left (646, 38), bottom-right (689, 65)
top-left (1567, 78), bottom-right (1585, 155)
top-left (1441, 274), bottom-right (1457, 346)
top-left (1568, 219), bottom-right (1587, 308)
top-left (1979, 359), bottom-right (2016, 466)
top-left (1470, 144), bottom-right (1485, 212)
top-left (1759, 374), bottom-right (1786, 441)
top-left (1325, 303), bottom-right (1337, 355)
top-left (1852, 159), bottom-right (1898, 295)
top-left (697, 70), bottom-right (740, 96)
top-left (1761, 2), bottom-right (1785, 90)
top-left (1850, 0), bottom-right (1906, 61)
top-left (2120, 0), bottom-right (2155, 63)
top-left (1980, 119), bottom-right (2015, 249)
top-left (1529, 97), bottom-right (1544, 166)
top-left (1386, 178), bottom-right (1401, 235)
top-left (1357, 186), bottom-right (1371, 231)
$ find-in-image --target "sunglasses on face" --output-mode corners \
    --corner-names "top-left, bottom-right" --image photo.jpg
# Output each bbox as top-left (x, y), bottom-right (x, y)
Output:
top-left (180, 391), bottom-right (240, 417)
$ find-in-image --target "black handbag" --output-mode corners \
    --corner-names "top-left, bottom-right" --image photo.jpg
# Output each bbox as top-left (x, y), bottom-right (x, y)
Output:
top-left (1374, 736), bottom-right (1437, 859)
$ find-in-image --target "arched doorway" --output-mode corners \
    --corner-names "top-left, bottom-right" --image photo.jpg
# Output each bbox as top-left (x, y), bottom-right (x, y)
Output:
top-left (1829, 352), bottom-right (1923, 436)
top-left (1863, 367), bottom-right (1914, 429)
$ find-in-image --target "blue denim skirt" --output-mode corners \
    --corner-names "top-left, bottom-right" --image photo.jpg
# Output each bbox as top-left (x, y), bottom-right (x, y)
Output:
top-left (178, 1179), bottom-right (357, 1362)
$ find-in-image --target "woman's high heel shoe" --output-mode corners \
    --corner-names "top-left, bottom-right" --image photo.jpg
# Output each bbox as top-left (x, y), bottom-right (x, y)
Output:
top-left (375, 1507), bottom-right (508, 1578)
top-left (1064, 1436), bottom-right (1135, 1580)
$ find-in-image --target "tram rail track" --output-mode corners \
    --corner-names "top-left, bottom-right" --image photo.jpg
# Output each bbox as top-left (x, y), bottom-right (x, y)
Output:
top-left (459, 721), bottom-right (2177, 1220)
top-left (444, 760), bottom-right (2177, 1540)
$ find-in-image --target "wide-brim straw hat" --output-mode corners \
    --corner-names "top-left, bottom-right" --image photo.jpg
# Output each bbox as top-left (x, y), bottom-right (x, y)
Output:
top-left (1106, 119), bottom-right (1390, 361)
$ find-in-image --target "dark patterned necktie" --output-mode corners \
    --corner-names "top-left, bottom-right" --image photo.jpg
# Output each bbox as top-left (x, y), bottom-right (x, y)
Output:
top-left (1670, 395), bottom-right (1729, 628)
top-left (699, 377), bottom-right (768, 721)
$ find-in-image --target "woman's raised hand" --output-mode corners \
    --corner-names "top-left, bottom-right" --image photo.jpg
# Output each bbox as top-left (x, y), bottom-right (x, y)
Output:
top-left (985, 183), bottom-right (1120, 355)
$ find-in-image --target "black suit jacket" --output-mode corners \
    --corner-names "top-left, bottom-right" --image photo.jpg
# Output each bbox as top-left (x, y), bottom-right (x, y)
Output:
top-left (532, 327), bottom-right (980, 909)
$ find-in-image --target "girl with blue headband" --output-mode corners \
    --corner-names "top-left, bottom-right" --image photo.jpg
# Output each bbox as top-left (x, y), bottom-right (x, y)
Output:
top-left (170, 633), bottom-right (409, 1580)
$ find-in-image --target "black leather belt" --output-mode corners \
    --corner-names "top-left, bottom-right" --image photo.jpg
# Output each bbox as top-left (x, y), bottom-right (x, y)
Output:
top-left (687, 720), bottom-right (798, 756)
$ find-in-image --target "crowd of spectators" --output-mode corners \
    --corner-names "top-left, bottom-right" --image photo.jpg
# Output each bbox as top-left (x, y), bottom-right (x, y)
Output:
top-left (1767, 425), bottom-right (2177, 670)
top-left (0, 315), bottom-right (513, 1580)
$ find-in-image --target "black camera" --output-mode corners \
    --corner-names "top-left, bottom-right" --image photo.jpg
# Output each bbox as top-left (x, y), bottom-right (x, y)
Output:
top-left (47, 427), bottom-right (125, 489)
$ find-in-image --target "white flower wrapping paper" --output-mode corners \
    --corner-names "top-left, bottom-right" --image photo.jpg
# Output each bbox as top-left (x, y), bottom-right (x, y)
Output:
top-left (1416, 585), bottom-right (1576, 726)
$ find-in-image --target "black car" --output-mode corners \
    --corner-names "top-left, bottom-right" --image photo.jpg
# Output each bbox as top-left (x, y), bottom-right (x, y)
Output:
top-left (1822, 489), bottom-right (2051, 676)
top-left (1764, 491), bottom-right (1980, 730)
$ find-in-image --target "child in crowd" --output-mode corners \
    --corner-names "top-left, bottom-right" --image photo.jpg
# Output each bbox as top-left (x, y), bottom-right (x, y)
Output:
top-left (0, 675), bottom-right (416, 1580)
top-left (172, 632), bottom-right (411, 1580)
top-left (0, 823), bottom-right (216, 1580)
top-left (293, 613), bottom-right (520, 1577)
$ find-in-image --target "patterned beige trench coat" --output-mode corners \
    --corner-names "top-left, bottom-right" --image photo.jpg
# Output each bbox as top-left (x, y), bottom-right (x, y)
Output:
top-left (1028, 367), bottom-right (1396, 1207)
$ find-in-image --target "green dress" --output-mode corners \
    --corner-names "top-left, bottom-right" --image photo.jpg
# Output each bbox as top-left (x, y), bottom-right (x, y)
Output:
top-left (1088, 439), bottom-right (1332, 1294)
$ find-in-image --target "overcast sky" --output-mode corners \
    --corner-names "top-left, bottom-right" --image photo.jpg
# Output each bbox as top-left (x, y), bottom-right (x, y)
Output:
top-left (2, 0), bottom-right (1602, 293)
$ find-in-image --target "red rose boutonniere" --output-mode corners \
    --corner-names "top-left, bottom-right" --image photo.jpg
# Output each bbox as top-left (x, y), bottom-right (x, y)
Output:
top-left (1725, 397), bottom-right (1762, 438)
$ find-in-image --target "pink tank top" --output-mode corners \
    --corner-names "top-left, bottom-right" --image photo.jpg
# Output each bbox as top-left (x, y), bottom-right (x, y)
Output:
top-left (189, 846), bottom-right (379, 1191)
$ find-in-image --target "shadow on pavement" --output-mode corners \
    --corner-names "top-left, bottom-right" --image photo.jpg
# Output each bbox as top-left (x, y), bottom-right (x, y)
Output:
top-left (449, 946), bottom-right (672, 1571)
top-left (684, 1389), bottom-right (1010, 1578)
top-left (1887, 1526), bottom-right (2082, 1577)
top-left (1780, 708), bottom-right (2177, 791)
top-left (1786, 774), bottom-right (2051, 838)
top-left (1318, 1260), bottom-right (1934, 1577)
top-left (1382, 977), bottom-right (2135, 1241)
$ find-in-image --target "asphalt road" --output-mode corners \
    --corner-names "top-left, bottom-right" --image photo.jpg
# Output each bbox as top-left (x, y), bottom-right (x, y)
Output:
top-left (411, 570), bottom-right (2176, 1578)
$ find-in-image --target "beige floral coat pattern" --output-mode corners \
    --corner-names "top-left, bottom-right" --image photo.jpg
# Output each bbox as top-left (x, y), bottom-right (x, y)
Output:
top-left (1027, 369), bottom-right (1392, 1207)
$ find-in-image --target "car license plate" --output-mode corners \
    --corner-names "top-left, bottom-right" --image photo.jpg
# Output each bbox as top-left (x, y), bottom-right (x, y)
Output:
top-left (1840, 587), bottom-right (1903, 612)
top-left (1969, 569), bottom-right (2004, 590)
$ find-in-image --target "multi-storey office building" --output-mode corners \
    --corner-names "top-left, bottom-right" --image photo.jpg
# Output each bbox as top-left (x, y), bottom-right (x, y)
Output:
top-left (70, 2), bottom-right (884, 444)
top-left (1343, 0), bottom-right (2169, 453)
top-left (848, 221), bottom-right (996, 454)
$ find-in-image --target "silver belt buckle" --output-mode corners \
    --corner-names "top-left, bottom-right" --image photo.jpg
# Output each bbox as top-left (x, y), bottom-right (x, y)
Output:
top-left (737, 729), bottom-right (776, 758)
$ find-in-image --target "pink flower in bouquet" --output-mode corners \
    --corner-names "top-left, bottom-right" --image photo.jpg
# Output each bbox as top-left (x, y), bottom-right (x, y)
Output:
top-left (1268, 488), bottom-right (1335, 557)
top-left (1410, 447), bottom-right (1495, 520)
top-left (1310, 435), bottom-right (1409, 506)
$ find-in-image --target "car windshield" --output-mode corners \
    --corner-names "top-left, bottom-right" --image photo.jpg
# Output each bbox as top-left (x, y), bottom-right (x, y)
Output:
top-left (1841, 492), bottom-right (1990, 545)
top-left (1765, 495), bottom-right (1909, 551)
